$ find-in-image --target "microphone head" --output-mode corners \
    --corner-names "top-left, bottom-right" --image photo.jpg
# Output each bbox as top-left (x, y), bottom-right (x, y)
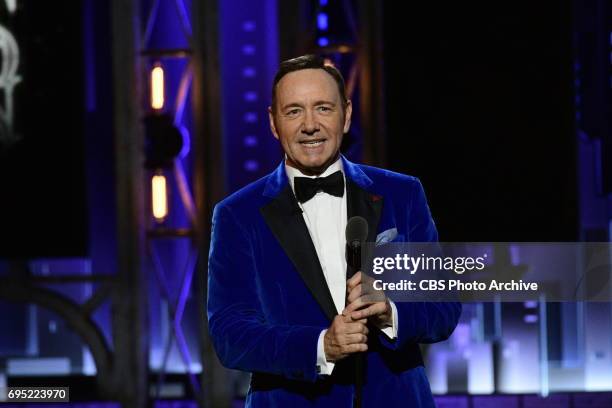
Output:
top-left (346, 216), bottom-right (368, 247)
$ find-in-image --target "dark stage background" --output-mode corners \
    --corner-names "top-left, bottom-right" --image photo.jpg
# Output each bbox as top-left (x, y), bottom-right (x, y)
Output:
top-left (384, 1), bottom-right (577, 242)
top-left (0, 2), bottom-right (88, 258)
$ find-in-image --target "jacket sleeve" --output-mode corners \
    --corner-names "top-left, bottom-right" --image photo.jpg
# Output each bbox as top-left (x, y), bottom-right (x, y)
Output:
top-left (207, 203), bottom-right (323, 382)
top-left (379, 177), bottom-right (462, 350)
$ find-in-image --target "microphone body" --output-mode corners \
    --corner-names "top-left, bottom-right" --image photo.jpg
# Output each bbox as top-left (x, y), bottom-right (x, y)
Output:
top-left (346, 239), bottom-right (361, 279)
top-left (345, 216), bottom-right (368, 276)
top-left (345, 216), bottom-right (368, 408)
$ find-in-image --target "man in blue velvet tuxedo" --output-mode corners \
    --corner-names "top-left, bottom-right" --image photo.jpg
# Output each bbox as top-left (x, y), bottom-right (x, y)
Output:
top-left (208, 55), bottom-right (461, 407)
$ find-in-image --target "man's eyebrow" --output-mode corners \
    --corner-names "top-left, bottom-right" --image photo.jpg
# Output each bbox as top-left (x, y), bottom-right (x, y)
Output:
top-left (313, 100), bottom-right (336, 106)
top-left (281, 102), bottom-right (303, 111)
top-left (281, 100), bottom-right (337, 110)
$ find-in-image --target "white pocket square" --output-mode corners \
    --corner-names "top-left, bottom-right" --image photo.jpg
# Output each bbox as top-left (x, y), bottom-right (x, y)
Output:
top-left (376, 228), bottom-right (398, 245)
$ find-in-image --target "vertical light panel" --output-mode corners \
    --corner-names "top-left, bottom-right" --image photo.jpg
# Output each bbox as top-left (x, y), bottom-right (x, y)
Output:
top-left (220, 0), bottom-right (279, 193)
top-left (150, 64), bottom-right (165, 110)
top-left (151, 173), bottom-right (168, 222)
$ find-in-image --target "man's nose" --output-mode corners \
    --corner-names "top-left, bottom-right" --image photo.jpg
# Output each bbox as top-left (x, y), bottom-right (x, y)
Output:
top-left (301, 110), bottom-right (319, 134)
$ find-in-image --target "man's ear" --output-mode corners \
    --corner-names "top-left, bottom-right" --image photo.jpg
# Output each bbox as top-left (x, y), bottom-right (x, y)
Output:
top-left (268, 106), bottom-right (280, 140)
top-left (343, 100), bottom-right (353, 134)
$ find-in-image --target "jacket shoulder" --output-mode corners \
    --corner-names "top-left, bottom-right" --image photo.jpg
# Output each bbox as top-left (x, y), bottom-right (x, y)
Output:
top-left (356, 163), bottom-right (423, 189)
top-left (214, 174), bottom-right (271, 215)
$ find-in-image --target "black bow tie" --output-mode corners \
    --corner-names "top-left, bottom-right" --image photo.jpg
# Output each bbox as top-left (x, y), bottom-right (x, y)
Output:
top-left (294, 170), bottom-right (345, 203)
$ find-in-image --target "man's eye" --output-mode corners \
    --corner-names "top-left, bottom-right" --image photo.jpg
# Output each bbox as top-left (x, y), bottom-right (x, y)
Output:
top-left (286, 109), bottom-right (300, 116)
top-left (318, 106), bottom-right (331, 112)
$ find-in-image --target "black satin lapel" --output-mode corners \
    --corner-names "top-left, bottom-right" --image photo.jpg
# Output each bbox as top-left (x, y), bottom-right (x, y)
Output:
top-left (346, 180), bottom-right (383, 244)
top-left (260, 186), bottom-right (337, 321)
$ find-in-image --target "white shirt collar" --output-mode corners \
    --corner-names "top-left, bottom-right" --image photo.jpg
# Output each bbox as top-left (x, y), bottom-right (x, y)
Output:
top-left (285, 156), bottom-right (344, 193)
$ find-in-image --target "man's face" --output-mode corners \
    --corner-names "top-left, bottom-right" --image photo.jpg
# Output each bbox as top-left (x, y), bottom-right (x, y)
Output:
top-left (269, 68), bottom-right (352, 175)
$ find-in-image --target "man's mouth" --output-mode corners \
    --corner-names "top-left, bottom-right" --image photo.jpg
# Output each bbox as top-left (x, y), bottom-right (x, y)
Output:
top-left (299, 139), bottom-right (326, 147)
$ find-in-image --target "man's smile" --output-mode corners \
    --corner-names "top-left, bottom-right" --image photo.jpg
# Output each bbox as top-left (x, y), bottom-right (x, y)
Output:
top-left (299, 138), bottom-right (327, 148)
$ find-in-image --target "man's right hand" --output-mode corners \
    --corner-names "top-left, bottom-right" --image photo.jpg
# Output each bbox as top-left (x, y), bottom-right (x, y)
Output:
top-left (324, 314), bottom-right (369, 362)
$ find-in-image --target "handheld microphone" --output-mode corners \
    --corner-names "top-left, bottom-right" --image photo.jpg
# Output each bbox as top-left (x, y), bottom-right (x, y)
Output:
top-left (345, 216), bottom-right (368, 408)
top-left (345, 216), bottom-right (368, 279)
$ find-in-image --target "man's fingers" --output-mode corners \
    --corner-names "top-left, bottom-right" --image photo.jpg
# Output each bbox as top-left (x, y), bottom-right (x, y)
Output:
top-left (348, 287), bottom-right (384, 303)
top-left (346, 283), bottom-right (363, 303)
top-left (336, 314), bottom-right (367, 329)
top-left (327, 314), bottom-right (369, 361)
top-left (343, 297), bottom-right (365, 315)
top-left (350, 302), bottom-right (387, 320)
top-left (339, 342), bottom-right (368, 355)
top-left (347, 271), bottom-right (362, 290)
top-left (346, 343), bottom-right (368, 353)
top-left (343, 321), bottom-right (369, 335)
top-left (341, 313), bottom-right (367, 324)
top-left (363, 291), bottom-right (386, 303)
top-left (348, 279), bottom-right (385, 301)
top-left (348, 272), bottom-right (379, 291)
top-left (344, 333), bottom-right (368, 345)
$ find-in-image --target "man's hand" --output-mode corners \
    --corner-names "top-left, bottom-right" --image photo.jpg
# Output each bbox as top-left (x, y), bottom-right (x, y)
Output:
top-left (324, 314), bottom-right (369, 362)
top-left (344, 271), bottom-right (392, 328)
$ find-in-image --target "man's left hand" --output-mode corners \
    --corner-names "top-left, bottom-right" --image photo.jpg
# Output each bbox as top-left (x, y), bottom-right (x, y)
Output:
top-left (343, 271), bottom-right (392, 327)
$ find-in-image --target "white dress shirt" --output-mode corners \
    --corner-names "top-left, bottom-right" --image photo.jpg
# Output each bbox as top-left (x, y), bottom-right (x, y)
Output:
top-left (285, 157), bottom-right (398, 376)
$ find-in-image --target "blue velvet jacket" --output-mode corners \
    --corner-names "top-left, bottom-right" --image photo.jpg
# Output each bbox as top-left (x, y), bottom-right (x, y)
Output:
top-left (208, 156), bottom-right (461, 407)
